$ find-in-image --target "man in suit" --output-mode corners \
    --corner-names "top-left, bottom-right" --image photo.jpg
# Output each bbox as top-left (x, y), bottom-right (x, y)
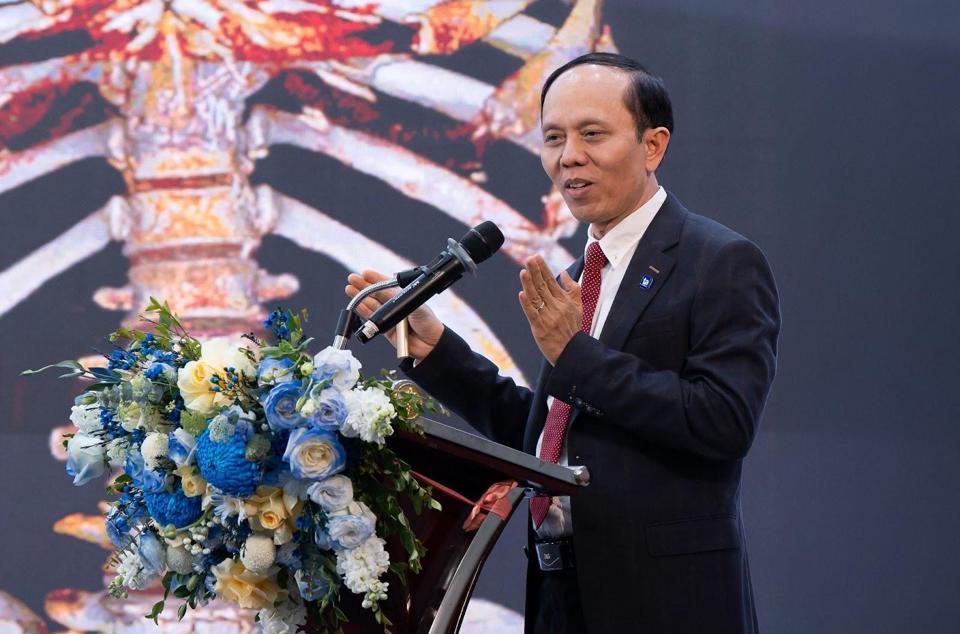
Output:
top-left (346, 53), bottom-right (780, 633)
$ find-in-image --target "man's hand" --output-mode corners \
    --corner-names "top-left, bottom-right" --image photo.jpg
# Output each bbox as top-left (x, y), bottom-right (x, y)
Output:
top-left (518, 255), bottom-right (582, 365)
top-left (345, 270), bottom-right (445, 362)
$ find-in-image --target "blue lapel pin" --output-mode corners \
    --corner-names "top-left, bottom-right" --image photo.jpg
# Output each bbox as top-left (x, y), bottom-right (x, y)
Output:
top-left (640, 274), bottom-right (654, 289)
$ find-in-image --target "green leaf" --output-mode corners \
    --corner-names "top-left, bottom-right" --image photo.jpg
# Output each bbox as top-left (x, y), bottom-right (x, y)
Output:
top-left (177, 603), bottom-right (187, 621)
top-left (21, 359), bottom-right (84, 377)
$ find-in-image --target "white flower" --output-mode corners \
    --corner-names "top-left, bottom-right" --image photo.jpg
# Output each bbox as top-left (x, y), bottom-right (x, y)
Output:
top-left (362, 579), bottom-right (389, 609)
top-left (240, 534), bottom-right (276, 574)
top-left (119, 401), bottom-right (165, 432)
top-left (140, 432), bottom-right (169, 470)
top-left (66, 433), bottom-right (108, 486)
top-left (115, 550), bottom-right (150, 590)
top-left (311, 347), bottom-right (361, 391)
top-left (106, 437), bottom-right (130, 467)
top-left (70, 403), bottom-right (101, 433)
top-left (335, 535), bottom-right (390, 595)
top-left (307, 475), bottom-right (353, 512)
top-left (177, 337), bottom-right (256, 414)
top-left (204, 490), bottom-right (244, 520)
top-left (257, 602), bottom-right (307, 634)
top-left (327, 503), bottom-right (376, 550)
top-left (341, 386), bottom-right (396, 445)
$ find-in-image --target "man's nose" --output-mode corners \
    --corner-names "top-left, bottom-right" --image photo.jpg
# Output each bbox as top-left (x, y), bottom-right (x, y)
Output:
top-left (560, 138), bottom-right (587, 167)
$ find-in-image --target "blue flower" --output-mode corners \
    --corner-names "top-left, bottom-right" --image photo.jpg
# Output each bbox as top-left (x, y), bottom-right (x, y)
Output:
top-left (124, 451), bottom-right (145, 487)
top-left (257, 358), bottom-right (295, 386)
top-left (195, 427), bottom-right (262, 497)
top-left (141, 468), bottom-right (168, 494)
top-left (327, 512), bottom-right (375, 550)
top-left (295, 563), bottom-right (332, 601)
top-left (144, 489), bottom-right (202, 528)
top-left (105, 507), bottom-right (130, 548)
top-left (309, 388), bottom-right (348, 431)
top-left (65, 433), bottom-right (108, 486)
top-left (282, 427), bottom-right (346, 481)
top-left (138, 531), bottom-right (167, 576)
top-left (144, 362), bottom-right (176, 383)
top-left (167, 429), bottom-right (196, 466)
top-left (262, 380), bottom-right (306, 431)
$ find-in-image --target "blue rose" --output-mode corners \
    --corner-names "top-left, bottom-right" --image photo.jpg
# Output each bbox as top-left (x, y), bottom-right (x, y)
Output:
top-left (167, 428), bottom-right (196, 466)
top-left (282, 427), bottom-right (346, 481)
top-left (65, 433), bottom-right (108, 486)
top-left (262, 381), bottom-right (306, 431)
top-left (309, 388), bottom-right (348, 431)
top-left (257, 358), bottom-right (295, 386)
top-left (327, 512), bottom-right (375, 550)
top-left (141, 468), bottom-right (168, 494)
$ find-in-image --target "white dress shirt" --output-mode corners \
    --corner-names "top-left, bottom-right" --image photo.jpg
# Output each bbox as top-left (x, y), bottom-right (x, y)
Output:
top-left (534, 186), bottom-right (667, 538)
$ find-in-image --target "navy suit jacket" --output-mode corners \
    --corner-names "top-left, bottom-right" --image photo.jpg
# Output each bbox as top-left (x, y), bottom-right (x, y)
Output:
top-left (405, 192), bottom-right (780, 633)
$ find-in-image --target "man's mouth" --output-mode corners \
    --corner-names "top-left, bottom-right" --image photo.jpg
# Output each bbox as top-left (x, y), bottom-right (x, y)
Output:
top-left (564, 178), bottom-right (593, 196)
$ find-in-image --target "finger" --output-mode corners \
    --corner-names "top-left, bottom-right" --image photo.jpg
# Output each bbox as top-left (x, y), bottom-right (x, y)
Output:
top-left (526, 256), bottom-right (560, 306)
top-left (517, 290), bottom-right (541, 324)
top-left (358, 270), bottom-right (398, 304)
top-left (518, 268), bottom-right (541, 305)
top-left (345, 284), bottom-right (386, 316)
top-left (534, 256), bottom-right (565, 301)
top-left (559, 270), bottom-right (581, 302)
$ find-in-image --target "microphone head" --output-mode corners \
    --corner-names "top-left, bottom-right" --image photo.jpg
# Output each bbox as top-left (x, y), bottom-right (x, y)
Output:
top-left (459, 221), bottom-right (505, 264)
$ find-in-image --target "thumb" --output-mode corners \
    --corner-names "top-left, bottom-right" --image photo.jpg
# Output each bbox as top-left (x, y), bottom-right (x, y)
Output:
top-left (560, 271), bottom-right (581, 301)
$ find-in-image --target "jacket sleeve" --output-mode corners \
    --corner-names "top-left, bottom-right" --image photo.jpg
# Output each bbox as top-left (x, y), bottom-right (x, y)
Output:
top-left (547, 238), bottom-right (780, 461)
top-left (401, 327), bottom-right (535, 451)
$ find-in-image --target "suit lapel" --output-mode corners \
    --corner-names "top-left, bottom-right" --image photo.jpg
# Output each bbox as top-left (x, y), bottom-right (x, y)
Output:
top-left (598, 193), bottom-right (686, 351)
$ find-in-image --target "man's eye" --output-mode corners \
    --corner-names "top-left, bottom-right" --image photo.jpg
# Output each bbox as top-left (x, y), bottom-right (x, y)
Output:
top-left (544, 134), bottom-right (562, 144)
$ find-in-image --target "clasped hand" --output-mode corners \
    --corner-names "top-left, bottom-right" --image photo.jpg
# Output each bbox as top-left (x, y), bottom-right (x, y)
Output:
top-left (518, 255), bottom-right (583, 365)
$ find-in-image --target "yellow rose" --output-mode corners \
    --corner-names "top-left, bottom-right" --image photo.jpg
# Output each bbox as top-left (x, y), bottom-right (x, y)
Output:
top-left (174, 465), bottom-right (207, 498)
top-left (242, 486), bottom-right (300, 541)
top-left (177, 360), bottom-right (226, 414)
top-left (211, 558), bottom-right (282, 610)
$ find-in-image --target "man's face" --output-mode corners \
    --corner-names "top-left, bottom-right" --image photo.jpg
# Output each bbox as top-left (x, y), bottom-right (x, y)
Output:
top-left (540, 65), bottom-right (650, 233)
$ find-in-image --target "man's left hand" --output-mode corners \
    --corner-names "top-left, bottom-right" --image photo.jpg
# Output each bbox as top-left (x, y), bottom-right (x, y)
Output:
top-left (518, 255), bottom-right (582, 365)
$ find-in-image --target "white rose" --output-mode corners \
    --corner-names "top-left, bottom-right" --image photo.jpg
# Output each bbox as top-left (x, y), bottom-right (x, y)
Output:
top-left (177, 338), bottom-right (256, 414)
top-left (200, 337), bottom-right (256, 380)
top-left (311, 347), bottom-right (361, 391)
top-left (70, 403), bottom-right (101, 433)
top-left (66, 432), bottom-right (108, 486)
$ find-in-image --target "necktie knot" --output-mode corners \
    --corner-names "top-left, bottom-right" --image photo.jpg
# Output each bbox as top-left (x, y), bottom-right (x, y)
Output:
top-left (586, 241), bottom-right (608, 271)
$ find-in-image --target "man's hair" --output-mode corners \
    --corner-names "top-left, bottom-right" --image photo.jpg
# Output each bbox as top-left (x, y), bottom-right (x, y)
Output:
top-left (540, 52), bottom-right (674, 139)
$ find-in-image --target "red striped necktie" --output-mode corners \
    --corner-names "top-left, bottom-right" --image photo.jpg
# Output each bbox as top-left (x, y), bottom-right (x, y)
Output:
top-left (531, 241), bottom-right (607, 528)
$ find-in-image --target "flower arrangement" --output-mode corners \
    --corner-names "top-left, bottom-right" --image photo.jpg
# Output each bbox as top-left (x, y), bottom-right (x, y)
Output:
top-left (26, 299), bottom-right (439, 633)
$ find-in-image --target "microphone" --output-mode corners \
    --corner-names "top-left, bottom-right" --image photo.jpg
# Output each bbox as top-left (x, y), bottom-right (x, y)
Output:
top-left (356, 221), bottom-right (504, 343)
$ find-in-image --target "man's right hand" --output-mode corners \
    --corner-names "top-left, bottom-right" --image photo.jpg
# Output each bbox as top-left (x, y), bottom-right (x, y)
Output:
top-left (345, 270), bottom-right (445, 362)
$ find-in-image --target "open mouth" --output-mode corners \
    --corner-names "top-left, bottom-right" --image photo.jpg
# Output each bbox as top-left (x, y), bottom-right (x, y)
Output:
top-left (564, 178), bottom-right (593, 196)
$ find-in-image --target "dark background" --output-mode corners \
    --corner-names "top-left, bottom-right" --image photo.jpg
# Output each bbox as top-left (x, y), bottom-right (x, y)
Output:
top-left (2, 1), bottom-right (959, 632)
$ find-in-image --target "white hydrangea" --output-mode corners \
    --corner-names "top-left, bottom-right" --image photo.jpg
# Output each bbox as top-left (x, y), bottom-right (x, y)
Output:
top-left (341, 386), bottom-right (396, 445)
top-left (115, 550), bottom-right (149, 590)
top-left (240, 534), bottom-right (276, 574)
top-left (106, 437), bottom-right (130, 467)
top-left (336, 535), bottom-right (390, 594)
top-left (257, 602), bottom-right (307, 634)
top-left (141, 432), bottom-right (169, 470)
top-left (69, 403), bottom-right (101, 433)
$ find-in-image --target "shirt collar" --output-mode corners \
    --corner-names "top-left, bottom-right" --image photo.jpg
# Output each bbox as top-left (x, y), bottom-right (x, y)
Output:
top-left (584, 186), bottom-right (667, 269)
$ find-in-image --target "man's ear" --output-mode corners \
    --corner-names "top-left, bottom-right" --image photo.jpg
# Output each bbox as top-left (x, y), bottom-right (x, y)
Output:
top-left (643, 127), bottom-right (671, 172)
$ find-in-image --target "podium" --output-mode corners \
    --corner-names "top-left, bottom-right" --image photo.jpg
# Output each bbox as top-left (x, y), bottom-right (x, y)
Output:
top-left (339, 416), bottom-right (589, 633)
